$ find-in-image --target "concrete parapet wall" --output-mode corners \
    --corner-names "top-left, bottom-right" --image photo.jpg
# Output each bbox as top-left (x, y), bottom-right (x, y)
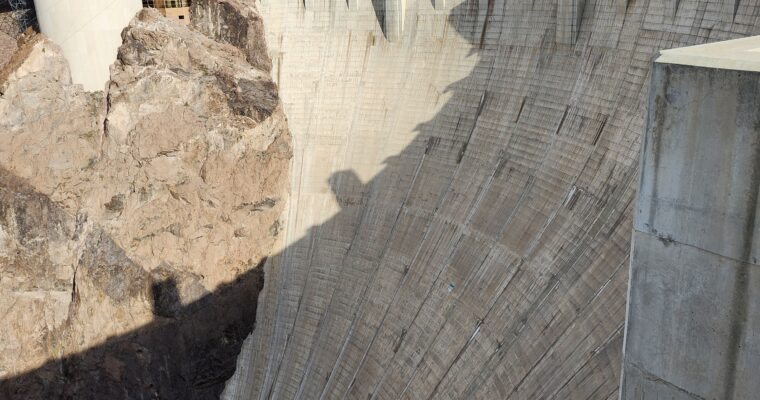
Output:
top-left (622, 60), bottom-right (760, 399)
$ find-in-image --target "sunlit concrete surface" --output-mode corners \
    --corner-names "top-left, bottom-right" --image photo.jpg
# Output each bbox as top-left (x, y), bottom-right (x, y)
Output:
top-left (223, 1), bottom-right (760, 399)
top-left (658, 35), bottom-right (760, 72)
top-left (33, 0), bottom-right (142, 91)
top-left (622, 37), bottom-right (760, 400)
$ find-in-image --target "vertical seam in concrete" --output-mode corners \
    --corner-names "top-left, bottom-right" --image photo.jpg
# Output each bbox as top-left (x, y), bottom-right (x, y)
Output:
top-left (723, 72), bottom-right (760, 400)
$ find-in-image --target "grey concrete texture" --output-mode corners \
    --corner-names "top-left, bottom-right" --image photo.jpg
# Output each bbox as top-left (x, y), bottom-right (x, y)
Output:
top-left (221, 0), bottom-right (760, 399)
top-left (635, 63), bottom-right (760, 265)
top-left (624, 232), bottom-right (760, 399)
top-left (623, 62), bottom-right (760, 399)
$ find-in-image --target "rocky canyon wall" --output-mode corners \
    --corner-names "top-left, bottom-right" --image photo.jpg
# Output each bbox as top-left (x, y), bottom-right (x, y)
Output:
top-left (0, 8), bottom-right (290, 399)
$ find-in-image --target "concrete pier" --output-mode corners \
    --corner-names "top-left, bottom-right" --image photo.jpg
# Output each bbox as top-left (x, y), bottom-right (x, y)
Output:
top-left (622, 37), bottom-right (760, 400)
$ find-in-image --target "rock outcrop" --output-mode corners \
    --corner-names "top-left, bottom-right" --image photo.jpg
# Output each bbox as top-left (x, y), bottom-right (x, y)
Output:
top-left (0, 10), bottom-right (21, 69)
top-left (190, 0), bottom-right (272, 73)
top-left (0, 7), bottom-right (290, 399)
top-left (0, 30), bottom-right (15, 69)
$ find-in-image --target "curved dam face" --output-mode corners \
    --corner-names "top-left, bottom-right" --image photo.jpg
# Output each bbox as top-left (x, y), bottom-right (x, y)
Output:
top-left (223, 1), bottom-right (760, 399)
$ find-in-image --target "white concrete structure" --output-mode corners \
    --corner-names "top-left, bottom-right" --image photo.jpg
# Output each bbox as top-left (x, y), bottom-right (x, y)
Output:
top-left (384, 0), bottom-right (406, 41)
top-left (623, 37), bottom-right (760, 399)
top-left (33, 0), bottom-right (142, 91)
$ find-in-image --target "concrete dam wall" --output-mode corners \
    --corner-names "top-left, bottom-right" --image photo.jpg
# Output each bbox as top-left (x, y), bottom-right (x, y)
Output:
top-left (223, 0), bottom-right (760, 399)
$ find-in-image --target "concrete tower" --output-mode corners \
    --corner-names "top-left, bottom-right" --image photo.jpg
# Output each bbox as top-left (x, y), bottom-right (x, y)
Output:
top-left (33, 0), bottom-right (142, 91)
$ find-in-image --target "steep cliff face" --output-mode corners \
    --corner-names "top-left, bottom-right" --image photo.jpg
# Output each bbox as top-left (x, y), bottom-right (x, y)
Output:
top-left (190, 0), bottom-right (272, 73)
top-left (0, 8), bottom-right (290, 399)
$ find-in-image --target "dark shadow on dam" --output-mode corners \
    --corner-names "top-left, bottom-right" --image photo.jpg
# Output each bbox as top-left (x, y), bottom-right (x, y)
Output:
top-left (0, 2), bottom-right (495, 399)
top-left (371, 0), bottom-right (385, 33)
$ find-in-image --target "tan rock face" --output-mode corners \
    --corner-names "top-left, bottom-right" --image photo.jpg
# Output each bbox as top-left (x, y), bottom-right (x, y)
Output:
top-left (106, 10), bottom-right (289, 287)
top-left (0, 11), bottom-right (23, 69)
top-left (0, 30), bottom-right (16, 70)
top-left (190, 0), bottom-right (272, 73)
top-left (0, 8), bottom-right (290, 399)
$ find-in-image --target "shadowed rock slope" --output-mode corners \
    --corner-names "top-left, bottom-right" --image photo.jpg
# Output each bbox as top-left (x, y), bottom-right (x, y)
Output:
top-left (0, 8), bottom-right (290, 398)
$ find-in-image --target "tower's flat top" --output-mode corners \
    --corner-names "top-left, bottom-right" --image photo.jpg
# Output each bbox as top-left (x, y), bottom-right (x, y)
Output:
top-left (656, 35), bottom-right (760, 72)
